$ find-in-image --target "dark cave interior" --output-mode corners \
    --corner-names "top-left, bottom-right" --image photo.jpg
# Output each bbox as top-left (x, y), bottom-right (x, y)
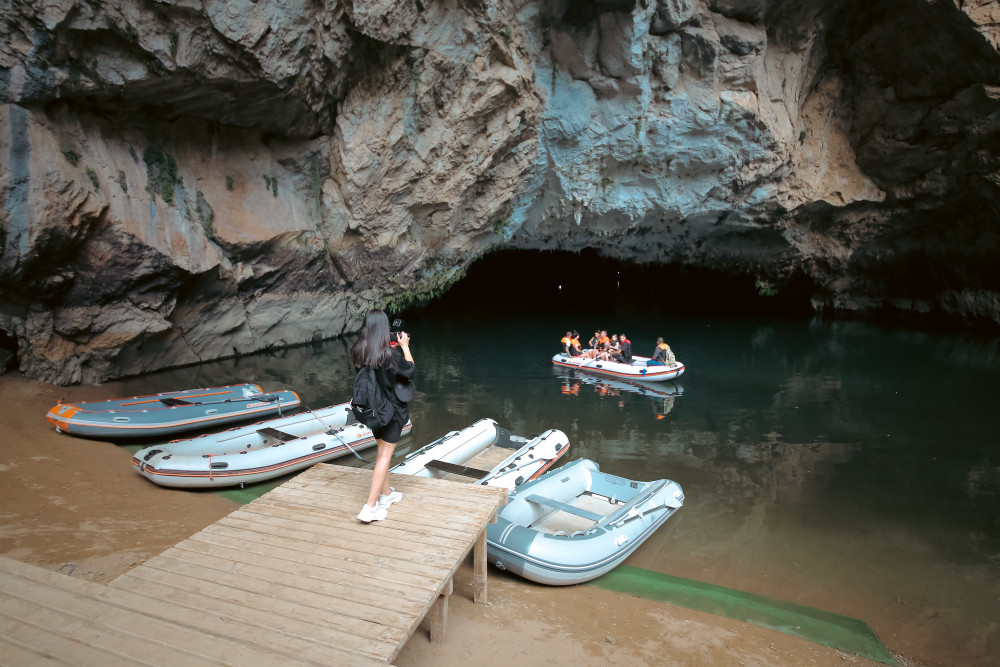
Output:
top-left (415, 249), bottom-right (814, 319)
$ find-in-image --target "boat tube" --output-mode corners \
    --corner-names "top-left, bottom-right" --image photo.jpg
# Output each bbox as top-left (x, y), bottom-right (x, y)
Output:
top-left (47, 384), bottom-right (301, 439)
top-left (487, 458), bottom-right (684, 585)
top-left (391, 418), bottom-right (570, 491)
top-left (132, 403), bottom-right (412, 488)
top-left (552, 353), bottom-right (685, 382)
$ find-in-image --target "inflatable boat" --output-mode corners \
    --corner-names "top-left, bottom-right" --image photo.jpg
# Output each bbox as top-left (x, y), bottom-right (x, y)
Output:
top-left (131, 403), bottom-right (412, 488)
top-left (552, 352), bottom-right (685, 382)
top-left (46, 384), bottom-right (301, 439)
top-left (487, 458), bottom-right (684, 585)
top-left (391, 418), bottom-right (569, 490)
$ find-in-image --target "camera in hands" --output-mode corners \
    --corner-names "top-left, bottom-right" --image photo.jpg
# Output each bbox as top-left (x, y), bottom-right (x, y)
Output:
top-left (390, 319), bottom-right (405, 343)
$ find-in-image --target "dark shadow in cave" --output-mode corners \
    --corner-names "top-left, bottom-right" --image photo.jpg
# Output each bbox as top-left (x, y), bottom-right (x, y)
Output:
top-left (414, 249), bottom-right (814, 321)
top-left (0, 331), bottom-right (18, 374)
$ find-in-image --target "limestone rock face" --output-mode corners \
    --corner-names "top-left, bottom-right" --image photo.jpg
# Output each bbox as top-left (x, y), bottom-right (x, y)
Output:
top-left (1, 0), bottom-right (998, 383)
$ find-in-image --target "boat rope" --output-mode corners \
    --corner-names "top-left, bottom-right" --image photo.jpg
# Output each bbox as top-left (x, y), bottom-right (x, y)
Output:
top-left (303, 403), bottom-right (369, 464)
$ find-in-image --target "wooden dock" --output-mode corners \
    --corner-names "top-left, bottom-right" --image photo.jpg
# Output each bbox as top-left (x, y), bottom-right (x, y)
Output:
top-left (0, 464), bottom-right (507, 665)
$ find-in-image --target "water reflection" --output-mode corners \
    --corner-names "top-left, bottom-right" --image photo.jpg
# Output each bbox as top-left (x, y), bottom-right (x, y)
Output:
top-left (553, 367), bottom-right (683, 420)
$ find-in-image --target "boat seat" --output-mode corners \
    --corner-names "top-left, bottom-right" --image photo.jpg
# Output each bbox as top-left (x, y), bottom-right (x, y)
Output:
top-left (600, 481), bottom-right (668, 525)
top-left (424, 459), bottom-right (491, 478)
top-left (524, 494), bottom-right (603, 523)
top-left (257, 427), bottom-right (299, 442)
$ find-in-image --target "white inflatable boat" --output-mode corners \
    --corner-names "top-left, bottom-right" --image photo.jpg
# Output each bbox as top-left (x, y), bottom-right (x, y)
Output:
top-left (391, 418), bottom-right (570, 490)
top-left (552, 352), bottom-right (685, 382)
top-left (487, 458), bottom-right (684, 585)
top-left (131, 402), bottom-right (411, 488)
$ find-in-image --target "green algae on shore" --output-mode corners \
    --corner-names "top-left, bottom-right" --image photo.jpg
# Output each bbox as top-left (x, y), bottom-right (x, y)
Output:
top-left (590, 565), bottom-right (896, 665)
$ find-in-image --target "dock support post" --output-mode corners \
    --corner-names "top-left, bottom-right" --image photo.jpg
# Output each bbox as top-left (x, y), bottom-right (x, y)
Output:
top-left (429, 578), bottom-right (453, 643)
top-left (473, 527), bottom-right (488, 604)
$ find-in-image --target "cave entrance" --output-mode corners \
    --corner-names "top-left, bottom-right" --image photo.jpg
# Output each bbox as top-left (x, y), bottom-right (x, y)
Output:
top-left (416, 249), bottom-right (814, 320)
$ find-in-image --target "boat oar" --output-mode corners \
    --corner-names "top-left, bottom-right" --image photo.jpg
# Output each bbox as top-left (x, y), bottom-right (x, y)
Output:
top-left (159, 393), bottom-right (283, 407)
top-left (302, 404), bottom-right (370, 464)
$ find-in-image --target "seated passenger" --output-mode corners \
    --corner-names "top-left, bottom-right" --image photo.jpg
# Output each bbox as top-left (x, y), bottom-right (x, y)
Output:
top-left (583, 330), bottom-right (602, 359)
top-left (596, 330), bottom-right (612, 360)
top-left (613, 333), bottom-right (632, 364)
top-left (560, 331), bottom-right (574, 355)
top-left (570, 331), bottom-right (583, 356)
top-left (607, 334), bottom-right (622, 361)
top-left (647, 337), bottom-right (673, 366)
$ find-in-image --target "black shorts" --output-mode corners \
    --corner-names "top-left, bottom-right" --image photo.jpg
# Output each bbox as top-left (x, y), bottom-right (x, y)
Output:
top-left (371, 410), bottom-right (407, 444)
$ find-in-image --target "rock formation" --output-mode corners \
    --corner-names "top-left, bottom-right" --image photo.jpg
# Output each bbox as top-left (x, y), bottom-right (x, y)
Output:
top-left (1, 0), bottom-right (998, 384)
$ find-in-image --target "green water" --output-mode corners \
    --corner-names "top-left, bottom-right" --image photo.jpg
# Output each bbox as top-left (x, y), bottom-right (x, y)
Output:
top-left (131, 304), bottom-right (999, 665)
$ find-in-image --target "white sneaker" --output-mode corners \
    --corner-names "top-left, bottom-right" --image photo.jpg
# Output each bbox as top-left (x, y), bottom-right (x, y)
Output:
top-left (357, 503), bottom-right (388, 523)
top-left (377, 487), bottom-right (403, 510)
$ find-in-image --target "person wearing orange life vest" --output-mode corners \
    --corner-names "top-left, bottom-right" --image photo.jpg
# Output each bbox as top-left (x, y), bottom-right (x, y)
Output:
top-left (561, 331), bottom-right (573, 354)
top-left (647, 337), bottom-right (675, 366)
top-left (595, 330), bottom-right (612, 360)
top-left (561, 331), bottom-right (584, 357)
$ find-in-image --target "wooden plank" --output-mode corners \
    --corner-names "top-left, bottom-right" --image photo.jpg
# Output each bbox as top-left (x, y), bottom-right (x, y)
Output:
top-left (178, 529), bottom-right (442, 594)
top-left (233, 499), bottom-right (478, 554)
top-left (113, 565), bottom-right (402, 654)
top-left (0, 578), bottom-right (219, 667)
top-left (423, 459), bottom-right (492, 478)
top-left (0, 636), bottom-right (66, 666)
top-left (525, 493), bottom-right (604, 522)
top-left (0, 560), bottom-right (365, 666)
top-left (160, 543), bottom-right (427, 613)
top-left (0, 612), bottom-right (141, 667)
top-left (295, 467), bottom-right (507, 506)
top-left (196, 520), bottom-right (456, 579)
top-left (279, 479), bottom-right (504, 524)
top-left (141, 550), bottom-right (416, 631)
top-left (257, 426), bottom-right (300, 442)
top-left (220, 505), bottom-right (486, 561)
top-left (271, 485), bottom-right (505, 536)
top-left (95, 576), bottom-right (383, 665)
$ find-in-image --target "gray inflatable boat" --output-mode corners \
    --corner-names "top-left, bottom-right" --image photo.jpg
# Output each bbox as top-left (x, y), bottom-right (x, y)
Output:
top-left (46, 384), bottom-right (301, 439)
top-left (487, 458), bottom-right (684, 585)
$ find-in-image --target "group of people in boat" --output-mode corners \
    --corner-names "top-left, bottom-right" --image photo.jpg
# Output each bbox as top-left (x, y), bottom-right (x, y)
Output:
top-left (560, 330), bottom-right (676, 366)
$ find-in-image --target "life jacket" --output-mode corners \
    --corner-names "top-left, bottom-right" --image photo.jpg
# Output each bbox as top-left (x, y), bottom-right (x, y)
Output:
top-left (598, 336), bottom-right (611, 349)
top-left (658, 343), bottom-right (669, 350)
top-left (561, 336), bottom-right (572, 345)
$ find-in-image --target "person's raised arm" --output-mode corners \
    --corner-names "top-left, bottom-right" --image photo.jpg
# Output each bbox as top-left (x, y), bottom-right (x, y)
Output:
top-left (397, 331), bottom-right (414, 363)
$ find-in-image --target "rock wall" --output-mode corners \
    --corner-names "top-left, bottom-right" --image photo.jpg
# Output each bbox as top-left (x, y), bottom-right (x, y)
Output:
top-left (1, 0), bottom-right (998, 383)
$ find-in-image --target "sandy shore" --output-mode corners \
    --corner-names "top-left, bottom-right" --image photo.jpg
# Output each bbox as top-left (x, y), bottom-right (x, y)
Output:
top-left (0, 374), bottom-right (893, 666)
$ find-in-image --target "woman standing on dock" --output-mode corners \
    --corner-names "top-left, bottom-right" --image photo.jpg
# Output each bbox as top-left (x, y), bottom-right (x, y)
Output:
top-left (351, 310), bottom-right (415, 523)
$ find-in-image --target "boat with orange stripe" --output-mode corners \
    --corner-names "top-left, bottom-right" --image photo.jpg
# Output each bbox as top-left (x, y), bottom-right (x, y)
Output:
top-left (551, 352), bottom-right (686, 382)
top-left (131, 407), bottom-right (411, 488)
top-left (46, 384), bottom-right (301, 439)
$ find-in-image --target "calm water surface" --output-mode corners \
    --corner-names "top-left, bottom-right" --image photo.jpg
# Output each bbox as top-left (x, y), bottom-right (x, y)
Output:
top-left (131, 304), bottom-right (1000, 666)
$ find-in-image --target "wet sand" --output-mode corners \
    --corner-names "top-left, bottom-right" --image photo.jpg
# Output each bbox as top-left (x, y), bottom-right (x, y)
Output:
top-left (0, 374), bottom-right (892, 666)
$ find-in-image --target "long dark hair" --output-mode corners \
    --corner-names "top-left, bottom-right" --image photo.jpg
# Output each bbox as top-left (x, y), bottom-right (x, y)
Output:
top-left (351, 310), bottom-right (392, 369)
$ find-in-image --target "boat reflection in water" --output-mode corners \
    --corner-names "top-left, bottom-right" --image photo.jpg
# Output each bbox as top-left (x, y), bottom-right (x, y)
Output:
top-left (555, 369), bottom-right (683, 419)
